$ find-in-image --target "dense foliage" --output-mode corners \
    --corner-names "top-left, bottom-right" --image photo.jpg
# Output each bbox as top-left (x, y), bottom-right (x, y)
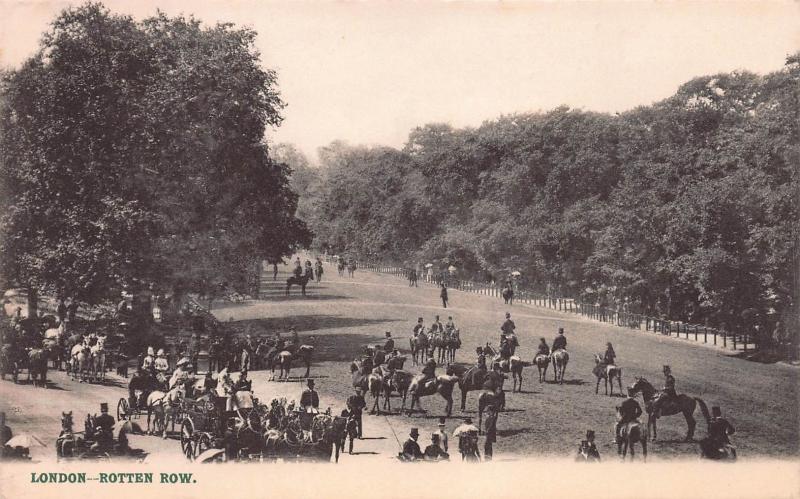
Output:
top-left (297, 57), bottom-right (799, 339)
top-left (0, 3), bottom-right (311, 308)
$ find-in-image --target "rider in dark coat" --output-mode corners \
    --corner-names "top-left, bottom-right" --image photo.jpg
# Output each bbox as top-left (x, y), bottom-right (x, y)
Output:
top-left (383, 332), bottom-right (394, 353)
top-left (476, 347), bottom-right (487, 370)
top-left (413, 318), bottom-right (424, 336)
top-left (501, 313), bottom-right (515, 335)
top-left (422, 358), bottom-right (437, 380)
top-left (386, 350), bottom-right (403, 373)
top-left (128, 367), bottom-right (153, 409)
top-left (552, 328), bottom-right (567, 351)
top-left (615, 388), bottom-right (643, 443)
top-left (662, 365), bottom-right (676, 397)
top-left (95, 403), bottom-right (116, 446)
top-left (536, 338), bottom-right (550, 356)
top-left (603, 342), bottom-right (616, 365)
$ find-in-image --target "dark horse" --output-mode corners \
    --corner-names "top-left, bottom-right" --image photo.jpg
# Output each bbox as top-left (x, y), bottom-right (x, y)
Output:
top-left (615, 406), bottom-right (647, 461)
top-left (449, 363), bottom-right (487, 411)
top-left (502, 287), bottom-right (514, 305)
top-left (629, 377), bottom-right (710, 441)
top-left (27, 348), bottom-right (49, 388)
top-left (286, 274), bottom-right (311, 296)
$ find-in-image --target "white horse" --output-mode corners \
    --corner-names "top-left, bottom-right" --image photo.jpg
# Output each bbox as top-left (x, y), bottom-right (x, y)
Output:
top-left (70, 343), bottom-right (92, 382)
top-left (146, 385), bottom-right (185, 438)
top-left (91, 336), bottom-right (107, 382)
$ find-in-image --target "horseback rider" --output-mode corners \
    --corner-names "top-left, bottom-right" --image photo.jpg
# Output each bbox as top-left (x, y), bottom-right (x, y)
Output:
top-left (603, 342), bottom-right (616, 365)
top-left (432, 315), bottom-right (443, 333)
top-left (501, 312), bottom-right (515, 336)
top-left (536, 338), bottom-right (550, 357)
top-left (615, 388), bottom-right (643, 444)
top-left (662, 365), bottom-right (676, 398)
top-left (304, 260), bottom-right (313, 277)
top-left (372, 344), bottom-right (386, 366)
top-left (552, 327), bottom-right (567, 351)
top-left (445, 316), bottom-right (456, 333)
top-left (300, 379), bottom-right (319, 412)
top-left (233, 369), bottom-right (251, 393)
top-left (701, 406), bottom-right (736, 458)
top-left (484, 363), bottom-right (506, 396)
top-left (422, 358), bottom-right (437, 384)
top-left (499, 333), bottom-right (512, 360)
top-left (360, 351), bottom-right (374, 375)
top-left (383, 331), bottom-right (394, 353)
top-left (413, 318), bottom-right (424, 337)
top-left (293, 258), bottom-right (303, 278)
top-left (476, 347), bottom-right (487, 370)
top-left (169, 358), bottom-right (190, 390)
top-left (386, 349), bottom-right (403, 374)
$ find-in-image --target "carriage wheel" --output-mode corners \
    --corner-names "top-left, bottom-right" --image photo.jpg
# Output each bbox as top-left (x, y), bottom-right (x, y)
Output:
top-left (180, 419), bottom-right (195, 460)
top-left (196, 433), bottom-right (213, 457)
top-left (117, 398), bottom-right (129, 421)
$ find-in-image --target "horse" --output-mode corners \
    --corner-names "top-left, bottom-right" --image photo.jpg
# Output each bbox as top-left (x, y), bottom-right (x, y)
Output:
top-left (70, 342), bottom-right (92, 382)
top-left (337, 260), bottom-right (345, 277)
top-left (286, 274), bottom-right (311, 296)
top-left (628, 377), bottom-right (710, 441)
top-left (407, 372), bottom-right (459, 417)
top-left (409, 331), bottom-right (429, 366)
top-left (349, 361), bottom-right (383, 414)
top-left (146, 385), bottom-right (184, 437)
top-left (277, 345), bottom-right (314, 379)
top-left (27, 348), bottom-right (48, 387)
top-left (91, 336), bottom-right (107, 383)
top-left (347, 261), bottom-right (356, 278)
top-left (448, 364), bottom-right (487, 411)
top-left (502, 287), bottom-right (514, 305)
top-left (550, 349), bottom-right (569, 384)
top-left (533, 353), bottom-right (550, 383)
top-left (493, 356), bottom-right (524, 392)
top-left (56, 411), bottom-right (81, 459)
top-left (593, 354), bottom-right (623, 396)
top-left (379, 369), bottom-right (412, 413)
top-left (44, 322), bottom-right (65, 369)
top-left (0, 343), bottom-right (21, 383)
top-left (615, 406), bottom-right (647, 461)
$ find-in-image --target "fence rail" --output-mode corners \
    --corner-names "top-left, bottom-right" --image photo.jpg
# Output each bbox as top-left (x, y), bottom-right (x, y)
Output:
top-left (345, 259), bottom-right (760, 353)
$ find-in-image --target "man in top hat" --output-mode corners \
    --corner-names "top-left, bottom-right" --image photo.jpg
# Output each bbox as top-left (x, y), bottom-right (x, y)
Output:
top-left (421, 357), bottom-right (437, 387)
top-left (386, 349), bottom-right (404, 374)
top-left (401, 428), bottom-right (424, 461)
top-left (662, 365), bottom-right (676, 398)
top-left (701, 406), bottom-right (736, 458)
top-left (433, 417), bottom-right (449, 452)
top-left (424, 433), bottom-right (450, 461)
top-left (577, 430), bottom-right (601, 462)
top-left (300, 379), bottom-right (319, 413)
top-left (94, 403), bottom-right (116, 448)
top-left (552, 327), bottom-right (567, 351)
top-left (346, 387), bottom-right (367, 438)
top-left (615, 387), bottom-right (643, 444)
top-left (383, 331), bottom-right (394, 353)
top-left (484, 404), bottom-right (499, 460)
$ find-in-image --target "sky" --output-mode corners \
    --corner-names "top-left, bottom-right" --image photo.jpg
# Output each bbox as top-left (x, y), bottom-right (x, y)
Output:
top-left (1, 1), bottom-right (798, 161)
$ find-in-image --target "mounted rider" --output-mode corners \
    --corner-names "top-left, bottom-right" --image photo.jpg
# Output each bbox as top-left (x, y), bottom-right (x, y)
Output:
top-left (501, 312), bottom-right (515, 336)
top-left (536, 338), bottom-right (550, 357)
top-left (603, 342), bottom-right (616, 365)
top-left (432, 315), bottom-right (443, 333)
top-left (154, 348), bottom-right (170, 384)
top-left (445, 316), bottom-right (456, 333)
top-left (386, 349), bottom-right (404, 373)
top-left (293, 258), bottom-right (303, 278)
top-left (552, 327), bottom-right (567, 352)
top-left (413, 318), bottom-right (425, 337)
top-left (615, 388), bottom-right (643, 444)
top-left (662, 365), bottom-right (676, 398)
top-left (372, 344), bottom-right (386, 366)
top-left (422, 358), bottom-right (437, 382)
top-left (475, 347), bottom-right (487, 370)
top-left (383, 331), bottom-right (394, 353)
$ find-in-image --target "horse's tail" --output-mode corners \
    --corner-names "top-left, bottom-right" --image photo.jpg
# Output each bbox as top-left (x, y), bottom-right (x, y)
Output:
top-left (695, 397), bottom-right (711, 426)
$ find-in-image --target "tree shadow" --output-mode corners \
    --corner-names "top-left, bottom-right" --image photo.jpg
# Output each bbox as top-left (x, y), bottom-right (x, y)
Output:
top-left (230, 315), bottom-right (400, 337)
top-left (497, 427), bottom-right (536, 437)
top-left (544, 378), bottom-right (586, 386)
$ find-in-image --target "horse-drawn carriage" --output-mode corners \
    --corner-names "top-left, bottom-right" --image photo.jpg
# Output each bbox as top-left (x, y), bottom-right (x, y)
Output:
top-left (55, 411), bottom-right (129, 462)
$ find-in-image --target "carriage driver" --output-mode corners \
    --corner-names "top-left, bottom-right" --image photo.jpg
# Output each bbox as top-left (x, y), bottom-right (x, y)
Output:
top-left (93, 403), bottom-right (116, 449)
top-left (154, 349), bottom-right (170, 376)
top-left (128, 366), bottom-right (153, 409)
top-left (383, 332), bottom-right (394, 353)
top-left (614, 388), bottom-right (643, 444)
top-left (142, 346), bottom-right (156, 373)
top-left (169, 358), bottom-right (191, 390)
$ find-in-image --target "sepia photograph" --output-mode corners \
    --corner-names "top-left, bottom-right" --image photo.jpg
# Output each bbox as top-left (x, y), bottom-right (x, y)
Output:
top-left (0, 1), bottom-right (798, 498)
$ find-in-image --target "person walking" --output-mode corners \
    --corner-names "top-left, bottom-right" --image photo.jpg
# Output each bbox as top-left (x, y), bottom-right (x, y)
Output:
top-left (346, 387), bottom-right (367, 438)
top-left (484, 405), bottom-right (498, 460)
top-left (440, 283), bottom-right (449, 308)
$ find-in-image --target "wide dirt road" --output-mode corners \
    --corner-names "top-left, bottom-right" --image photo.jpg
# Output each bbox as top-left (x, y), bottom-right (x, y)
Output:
top-left (2, 257), bottom-right (797, 462)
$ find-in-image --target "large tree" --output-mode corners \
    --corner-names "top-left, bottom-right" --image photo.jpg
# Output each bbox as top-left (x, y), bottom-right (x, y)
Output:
top-left (0, 2), bottom-right (310, 309)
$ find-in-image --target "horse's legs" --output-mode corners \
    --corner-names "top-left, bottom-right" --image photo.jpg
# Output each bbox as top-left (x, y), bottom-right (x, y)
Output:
top-left (617, 375), bottom-right (623, 395)
top-left (649, 415), bottom-right (657, 441)
top-left (595, 377), bottom-right (600, 394)
top-left (304, 360), bottom-right (310, 378)
top-left (641, 436), bottom-right (647, 462)
top-left (685, 412), bottom-right (696, 441)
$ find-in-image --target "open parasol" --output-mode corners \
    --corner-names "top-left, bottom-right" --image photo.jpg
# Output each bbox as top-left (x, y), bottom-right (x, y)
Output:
top-left (5, 434), bottom-right (47, 448)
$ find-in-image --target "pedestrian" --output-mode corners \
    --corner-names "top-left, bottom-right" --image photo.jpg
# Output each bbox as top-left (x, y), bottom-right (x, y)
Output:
top-left (440, 283), bottom-right (448, 308)
top-left (434, 417), bottom-right (449, 452)
top-left (346, 387), bottom-right (367, 438)
top-left (401, 428), bottom-right (424, 461)
top-left (341, 409), bottom-right (358, 454)
top-left (484, 405), bottom-right (498, 460)
top-left (424, 433), bottom-right (450, 461)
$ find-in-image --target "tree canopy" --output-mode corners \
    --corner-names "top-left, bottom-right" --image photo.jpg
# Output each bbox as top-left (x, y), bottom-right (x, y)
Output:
top-left (0, 2), bottom-right (311, 305)
top-left (300, 56), bottom-right (799, 337)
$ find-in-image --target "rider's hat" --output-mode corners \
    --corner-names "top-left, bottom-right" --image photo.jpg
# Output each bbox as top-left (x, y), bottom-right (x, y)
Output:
top-left (438, 417), bottom-right (446, 427)
top-left (176, 357), bottom-right (190, 367)
top-left (505, 312), bottom-right (511, 318)
top-left (558, 327), bottom-right (564, 334)
top-left (711, 406), bottom-right (721, 417)
top-left (627, 387), bottom-right (635, 396)
top-left (663, 365), bottom-right (671, 372)
top-left (392, 349), bottom-right (399, 355)
top-left (385, 331), bottom-right (392, 337)
top-left (100, 403), bottom-right (109, 412)
top-left (307, 379), bottom-right (315, 387)
top-left (157, 348), bottom-right (165, 356)
top-left (586, 430), bottom-right (595, 439)
top-left (409, 428), bottom-right (419, 437)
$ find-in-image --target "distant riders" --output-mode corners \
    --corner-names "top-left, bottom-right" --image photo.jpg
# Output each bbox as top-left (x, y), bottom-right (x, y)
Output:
top-left (552, 327), bottom-right (567, 352)
top-left (615, 388), bottom-right (643, 445)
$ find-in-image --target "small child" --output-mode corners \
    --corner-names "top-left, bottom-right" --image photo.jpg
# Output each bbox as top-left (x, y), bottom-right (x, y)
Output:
top-left (576, 430), bottom-right (601, 462)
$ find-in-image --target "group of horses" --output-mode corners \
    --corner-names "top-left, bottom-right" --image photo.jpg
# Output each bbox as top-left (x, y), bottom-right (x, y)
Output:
top-left (336, 259), bottom-right (357, 278)
top-left (408, 327), bottom-right (462, 365)
top-left (208, 336), bottom-right (316, 381)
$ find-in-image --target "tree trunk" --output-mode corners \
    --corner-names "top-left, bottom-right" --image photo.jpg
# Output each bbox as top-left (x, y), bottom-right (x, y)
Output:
top-left (27, 286), bottom-right (39, 318)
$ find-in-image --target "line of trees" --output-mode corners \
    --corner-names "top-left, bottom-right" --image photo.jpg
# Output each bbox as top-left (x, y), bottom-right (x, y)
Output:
top-left (0, 3), bottom-right (311, 315)
top-left (290, 55), bottom-right (799, 346)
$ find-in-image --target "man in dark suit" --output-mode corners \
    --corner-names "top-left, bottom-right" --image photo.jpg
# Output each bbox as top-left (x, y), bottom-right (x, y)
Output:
top-left (346, 387), bottom-right (367, 438)
top-left (401, 428), bottom-right (424, 461)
